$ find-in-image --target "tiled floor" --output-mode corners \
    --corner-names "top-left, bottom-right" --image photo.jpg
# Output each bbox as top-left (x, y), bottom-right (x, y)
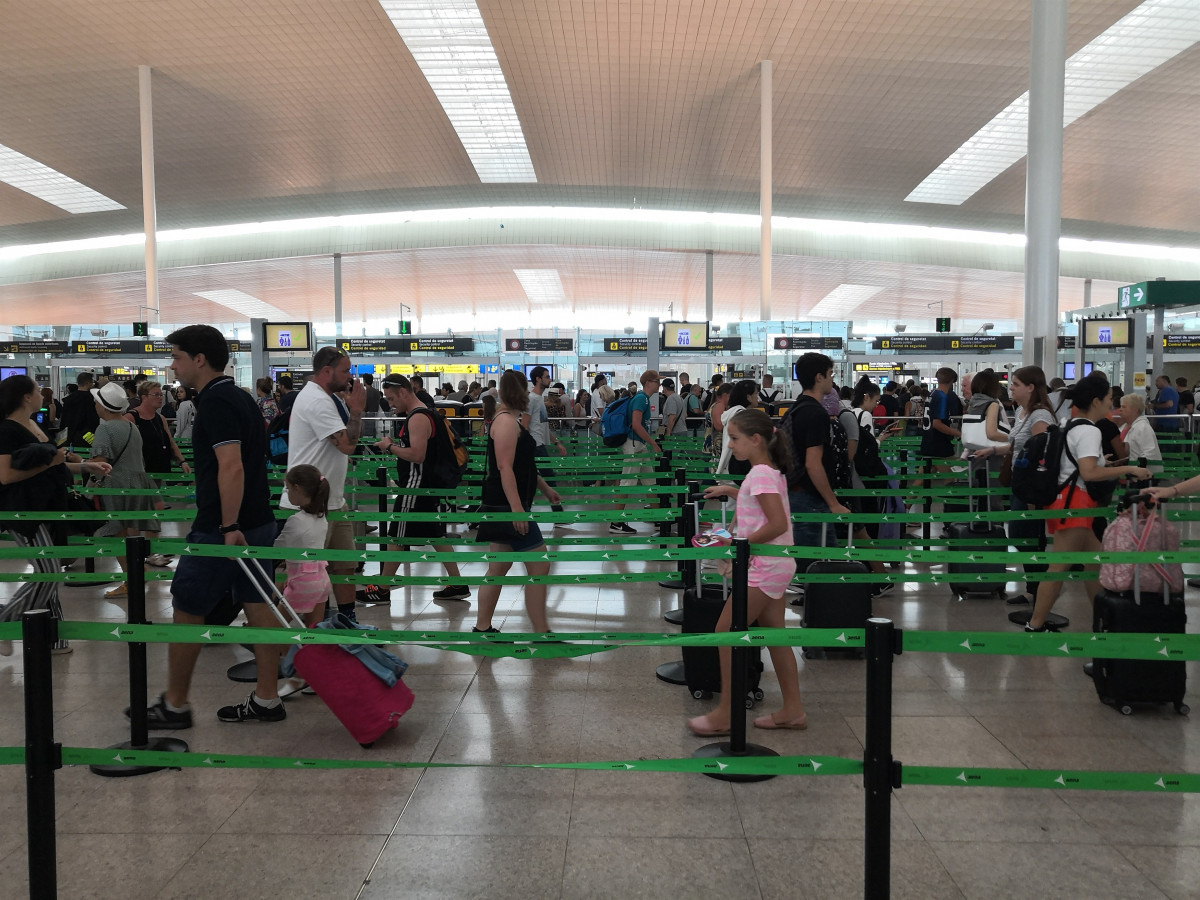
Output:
top-left (0, 520), bottom-right (1198, 899)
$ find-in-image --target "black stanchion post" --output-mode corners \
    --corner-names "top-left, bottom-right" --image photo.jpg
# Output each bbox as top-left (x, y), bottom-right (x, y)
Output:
top-left (921, 460), bottom-right (932, 541)
top-left (655, 500), bottom-right (698, 685)
top-left (23, 609), bottom-right (60, 900)
top-left (695, 538), bottom-right (778, 782)
top-left (864, 617), bottom-right (901, 900)
top-left (658, 467), bottom-right (692, 590)
top-left (376, 465), bottom-right (389, 539)
top-left (656, 451), bottom-right (673, 537)
top-left (91, 535), bottom-right (188, 777)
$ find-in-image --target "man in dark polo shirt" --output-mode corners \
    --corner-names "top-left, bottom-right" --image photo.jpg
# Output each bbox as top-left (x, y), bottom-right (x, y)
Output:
top-left (785, 353), bottom-right (852, 588)
top-left (130, 324), bottom-right (285, 728)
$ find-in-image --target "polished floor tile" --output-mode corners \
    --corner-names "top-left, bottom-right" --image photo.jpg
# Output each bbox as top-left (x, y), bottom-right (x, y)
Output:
top-left (0, 514), bottom-right (1196, 897)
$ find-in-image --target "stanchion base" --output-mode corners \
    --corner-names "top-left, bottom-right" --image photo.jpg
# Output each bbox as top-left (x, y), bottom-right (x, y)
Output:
top-left (89, 737), bottom-right (189, 777)
top-left (658, 579), bottom-right (686, 590)
top-left (663, 607), bottom-right (684, 625)
top-left (226, 659), bottom-right (258, 682)
top-left (655, 660), bottom-right (687, 685)
top-left (1188, 578), bottom-right (1200, 590)
top-left (693, 741), bottom-right (779, 782)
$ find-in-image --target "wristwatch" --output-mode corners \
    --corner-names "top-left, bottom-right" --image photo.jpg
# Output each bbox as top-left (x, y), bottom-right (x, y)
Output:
top-left (218, 522), bottom-right (241, 535)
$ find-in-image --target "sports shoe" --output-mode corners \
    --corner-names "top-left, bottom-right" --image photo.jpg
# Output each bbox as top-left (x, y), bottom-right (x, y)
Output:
top-left (277, 677), bottom-right (308, 700)
top-left (217, 693), bottom-right (286, 723)
top-left (609, 522), bottom-right (637, 535)
top-left (433, 585), bottom-right (471, 601)
top-left (145, 553), bottom-right (174, 567)
top-left (126, 693), bottom-right (193, 730)
top-left (787, 586), bottom-right (806, 607)
top-left (472, 626), bottom-right (500, 634)
top-left (870, 583), bottom-right (895, 598)
top-left (105, 583), bottom-right (127, 598)
top-left (355, 584), bottom-right (392, 605)
top-left (1024, 622), bottom-right (1060, 633)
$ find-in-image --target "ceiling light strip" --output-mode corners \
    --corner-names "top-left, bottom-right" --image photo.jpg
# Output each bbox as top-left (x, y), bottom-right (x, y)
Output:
top-left (906, 0), bottom-right (1200, 205)
top-left (0, 144), bottom-right (125, 215)
top-left (514, 268), bottom-right (565, 304)
top-left (379, 0), bottom-right (535, 183)
top-left (195, 289), bottom-right (290, 320)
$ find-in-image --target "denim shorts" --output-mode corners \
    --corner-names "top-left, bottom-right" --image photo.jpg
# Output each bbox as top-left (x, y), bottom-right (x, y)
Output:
top-left (474, 505), bottom-right (545, 552)
top-left (170, 520), bottom-right (280, 617)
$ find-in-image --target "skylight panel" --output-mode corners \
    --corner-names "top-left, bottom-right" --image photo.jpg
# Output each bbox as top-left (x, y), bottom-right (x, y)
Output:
top-left (514, 268), bottom-right (565, 304)
top-left (195, 289), bottom-right (291, 321)
top-left (379, 0), bottom-right (536, 183)
top-left (0, 144), bottom-right (124, 214)
top-left (807, 284), bottom-right (884, 319)
top-left (906, 0), bottom-right (1200, 205)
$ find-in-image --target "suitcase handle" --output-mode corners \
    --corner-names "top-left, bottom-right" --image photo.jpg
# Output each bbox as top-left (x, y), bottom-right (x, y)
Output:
top-left (234, 556), bottom-right (307, 630)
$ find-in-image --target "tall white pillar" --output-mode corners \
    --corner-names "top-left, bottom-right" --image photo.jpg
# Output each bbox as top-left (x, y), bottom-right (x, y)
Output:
top-left (138, 66), bottom-right (159, 325)
top-left (333, 253), bottom-right (343, 338)
top-left (1022, 0), bottom-right (1067, 371)
top-left (647, 317), bottom-right (660, 374)
top-left (760, 60), bottom-right (773, 322)
top-left (705, 250), bottom-right (714, 323)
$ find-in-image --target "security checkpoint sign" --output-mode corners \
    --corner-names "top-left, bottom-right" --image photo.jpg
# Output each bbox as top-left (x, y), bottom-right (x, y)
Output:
top-left (1118, 281), bottom-right (1200, 310)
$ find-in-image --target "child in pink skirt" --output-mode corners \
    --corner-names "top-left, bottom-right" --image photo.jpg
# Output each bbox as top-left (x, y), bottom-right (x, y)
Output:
top-left (688, 409), bottom-right (807, 736)
top-left (275, 464), bottom-right (332, 627)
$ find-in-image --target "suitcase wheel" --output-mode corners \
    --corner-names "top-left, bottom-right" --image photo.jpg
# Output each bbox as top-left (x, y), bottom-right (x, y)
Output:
top-left (803, 648), bottom-right (826, 660)
top-left (1119, 704), bottom-right (1134, 716)
top-left (1176, 703), bottom-right (1190, 716)
top-left (744, 697), bottom-right (755, 710)
top-left (359, 742), bottom-right (375, 749)
top-left (753, 689), bottom-right (765, 702)
top-left (692, 689), bottom-right (712, 700)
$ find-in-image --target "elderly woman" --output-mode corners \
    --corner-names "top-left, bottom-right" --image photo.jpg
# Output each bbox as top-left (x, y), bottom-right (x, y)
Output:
top-left (1119, 393), bottom-right (1162, 471)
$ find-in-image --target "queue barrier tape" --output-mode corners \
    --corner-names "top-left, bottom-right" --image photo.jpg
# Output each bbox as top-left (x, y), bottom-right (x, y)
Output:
top-left (0, 745), bottom-right (860, 777)
top-left (0, 621), bottom-right (1189, 662)
top-left (0, 748), bottom-right (1192, 792)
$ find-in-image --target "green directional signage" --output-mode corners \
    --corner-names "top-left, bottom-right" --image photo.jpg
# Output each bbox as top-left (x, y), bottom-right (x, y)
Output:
top-left (1118, 281), bottom-right (1200, 310)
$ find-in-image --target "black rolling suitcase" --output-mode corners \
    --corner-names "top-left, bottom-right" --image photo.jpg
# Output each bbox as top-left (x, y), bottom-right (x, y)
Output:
top-left (1093, 493), bottom-right (1189, 717)
top-left (947, 459), bottom-right (1008, 598)
top-left (801, 523), bottom-right (872, 659)
top-left (682, 498), bottom-right (764, 706)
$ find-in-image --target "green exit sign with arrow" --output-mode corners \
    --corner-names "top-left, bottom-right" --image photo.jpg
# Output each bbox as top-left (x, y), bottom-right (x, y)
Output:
top-left (1118, 281), bottom-right (1200, 310)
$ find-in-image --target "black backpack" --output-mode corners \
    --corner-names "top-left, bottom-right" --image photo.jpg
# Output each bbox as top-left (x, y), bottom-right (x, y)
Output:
top-left (848, 409), bottom-right (888, 481)
top-left (1010, 419), bottom-right (1098, 507)
top-left (781, 398), bottom-right (852, 493)
top-left (266, 410), bottom-right (291, 467)
top-left (410, 407), bottom-right (468, 489)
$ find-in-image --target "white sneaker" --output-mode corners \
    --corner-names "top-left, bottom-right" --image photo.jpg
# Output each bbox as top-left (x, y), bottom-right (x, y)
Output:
top-left (277, 677), bottom-right (308, 700)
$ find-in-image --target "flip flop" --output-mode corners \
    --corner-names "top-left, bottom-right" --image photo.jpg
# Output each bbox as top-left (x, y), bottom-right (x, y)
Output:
top-left (753, 714), bottom-right (808, 731)
top-left (687, 715), bottom-right (730, 737)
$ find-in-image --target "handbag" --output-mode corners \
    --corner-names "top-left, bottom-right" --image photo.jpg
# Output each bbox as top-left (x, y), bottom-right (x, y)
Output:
top-left (961, 400), bottom-right (1010, 451)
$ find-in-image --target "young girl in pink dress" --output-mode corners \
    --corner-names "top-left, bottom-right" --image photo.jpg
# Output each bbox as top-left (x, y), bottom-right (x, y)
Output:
top-left (688, 409), bottom-right (807, 736)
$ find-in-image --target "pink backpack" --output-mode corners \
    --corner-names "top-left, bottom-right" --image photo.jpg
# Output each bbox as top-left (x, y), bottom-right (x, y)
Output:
top-left (1099, 503), bottom-right (1183, 595)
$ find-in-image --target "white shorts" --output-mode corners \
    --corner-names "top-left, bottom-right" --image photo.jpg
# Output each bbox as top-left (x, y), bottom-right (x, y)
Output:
top-left (619, 439), bottom-right (657, 488)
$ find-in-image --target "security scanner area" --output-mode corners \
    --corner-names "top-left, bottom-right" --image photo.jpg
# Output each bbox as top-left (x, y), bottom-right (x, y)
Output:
top-left (7, 3), bottom-right (1200, 899)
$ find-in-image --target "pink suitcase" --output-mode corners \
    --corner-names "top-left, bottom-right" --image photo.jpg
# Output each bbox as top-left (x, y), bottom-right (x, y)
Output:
top-left (237, 559), bottom-right (415, 748)
top-left (292, 644), bottom-right (414, 747)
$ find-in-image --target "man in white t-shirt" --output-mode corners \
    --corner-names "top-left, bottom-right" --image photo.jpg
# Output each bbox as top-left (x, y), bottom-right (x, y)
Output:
top-left (284, 346), bottom-right (366, 620)
top-left (522, 366), bottom-right (567, 517)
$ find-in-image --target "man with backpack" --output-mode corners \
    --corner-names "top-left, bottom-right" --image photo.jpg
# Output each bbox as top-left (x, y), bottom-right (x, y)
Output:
top-left (782, 353), bottom-right (852, 569)
top-left (758, 373), bottom-right (782, 415)
top-left (919, 366), bottom-right (963, 479)
top-left (356, 374), bottom-right (470, 604)
top-left (609, 369), bottom-right (663, 535)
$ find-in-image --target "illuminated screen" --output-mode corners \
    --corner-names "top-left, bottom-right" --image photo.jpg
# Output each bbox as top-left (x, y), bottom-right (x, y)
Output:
top-left (0, 367), bottom-right (28, 379)
top-left (1082, 318), bottom-right (1132, 348)
top-left (1063, 361), bottom-right (1095, 380)
top-left (661, 321), bottom-right (709, 350)
top-left (263, 322), bottom-right (312, 352)
top-left (511, 363), bottom-right (556, 381)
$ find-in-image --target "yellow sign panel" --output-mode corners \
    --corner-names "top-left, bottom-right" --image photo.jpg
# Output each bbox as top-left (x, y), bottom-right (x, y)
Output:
top-left (1133, 372), bottom-right (1147, 388)
top-left (950, 339), bottom-right (960, 349)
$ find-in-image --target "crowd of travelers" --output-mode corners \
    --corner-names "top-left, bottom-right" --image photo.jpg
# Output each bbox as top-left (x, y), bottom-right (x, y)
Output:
top-left (0, 338), bottom-right (1193, 735)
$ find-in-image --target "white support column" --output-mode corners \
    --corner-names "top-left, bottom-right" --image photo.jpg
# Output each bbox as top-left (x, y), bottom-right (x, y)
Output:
top-left (333, 253), bottom-right (343, 338)
top-left (705, 250), bottom-right (714, 323)
top-left (138, 66), bottom-right (159, 325)
top-left (760, 59), bottom-right (773, 323)
top-left (647, 317), bottom-right (660, 374)
top-left (1152, 306), bottom-right (1165, 378)
top-left (1022, 0), bottom-right (1067, 371)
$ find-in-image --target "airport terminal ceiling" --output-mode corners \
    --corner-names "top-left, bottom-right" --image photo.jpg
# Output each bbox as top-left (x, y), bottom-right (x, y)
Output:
top-left (3, 0), bottom-right (1200, 328)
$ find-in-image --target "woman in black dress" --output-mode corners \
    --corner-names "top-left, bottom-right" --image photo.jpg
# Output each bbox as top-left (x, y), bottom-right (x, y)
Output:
top-left (472, 370), bottom-right (562, 634)
top-left (0, 375), bottom-right (110, 652)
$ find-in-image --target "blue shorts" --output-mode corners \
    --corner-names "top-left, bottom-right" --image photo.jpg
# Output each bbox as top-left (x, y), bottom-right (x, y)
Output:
top-left (474, 506), bottom-right (545, 553)
top-left (170, 521), bottom-right (281, 617)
